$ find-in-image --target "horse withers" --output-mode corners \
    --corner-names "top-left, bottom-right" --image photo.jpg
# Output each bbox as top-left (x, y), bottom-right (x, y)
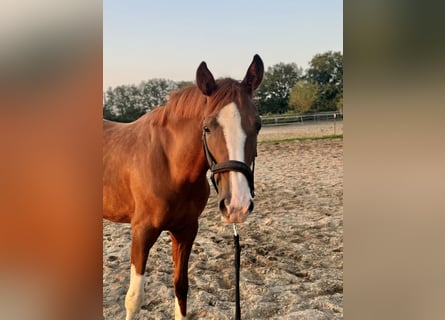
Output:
top-left (103, 55), bottom-right (264, 319)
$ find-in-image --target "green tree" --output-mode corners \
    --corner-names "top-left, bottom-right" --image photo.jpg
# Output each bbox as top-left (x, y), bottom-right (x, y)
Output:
top-left (103, 79), bottom-right (178, 122)
top-left (175, 80), bottom-right (193, 90)
top-left (305, 51), bottom-right (343, 112)
top-left (103, 84), bottom-right (145, 122)
top-left (103, 86), bottom-right (119, 118)
top-left (289, 80), bottom-right (319, 114)
top-left (336, 91), bottom-right (343, 113)
top-left (256, 62), bottom-right (302, 114)
top-left (139, 78), bottom-right (178, 112)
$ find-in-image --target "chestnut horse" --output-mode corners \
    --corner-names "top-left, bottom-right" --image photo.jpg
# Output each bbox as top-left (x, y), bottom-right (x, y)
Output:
top-left (103, 55), bottom-right (264, 319)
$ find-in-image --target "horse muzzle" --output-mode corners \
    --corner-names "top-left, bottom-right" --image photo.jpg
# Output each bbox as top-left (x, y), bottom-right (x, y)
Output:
top-left (219, 192), bottom-right (254, 224)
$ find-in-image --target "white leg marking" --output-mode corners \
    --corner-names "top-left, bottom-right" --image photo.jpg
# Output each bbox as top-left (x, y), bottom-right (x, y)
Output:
top-left (217, 102), bottom-right (252, 211)
top-left (125, 264), bottom-right (145, 320)
top-left (175, 297), bottom-right (187, 319)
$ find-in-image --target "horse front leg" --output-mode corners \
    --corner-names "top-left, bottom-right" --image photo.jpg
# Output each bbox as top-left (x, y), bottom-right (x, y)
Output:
top-left (170, 221), bottom-right (198, 320)
top-left (125, 224), bottom-right (161, 320)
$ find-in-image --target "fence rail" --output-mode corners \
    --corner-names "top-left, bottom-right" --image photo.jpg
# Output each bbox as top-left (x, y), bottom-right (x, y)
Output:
top-left (261, 111), bottom-right (343, 126)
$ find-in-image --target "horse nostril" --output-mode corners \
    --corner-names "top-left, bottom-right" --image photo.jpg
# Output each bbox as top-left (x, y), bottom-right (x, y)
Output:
top-left (219, 199), bottom-right (227, 213)
top-left (248, 200), bottom-right (254, 212)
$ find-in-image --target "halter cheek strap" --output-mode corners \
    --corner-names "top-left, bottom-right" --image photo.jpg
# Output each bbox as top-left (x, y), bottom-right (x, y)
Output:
top-left (202, 129), bottom-right (255, 198)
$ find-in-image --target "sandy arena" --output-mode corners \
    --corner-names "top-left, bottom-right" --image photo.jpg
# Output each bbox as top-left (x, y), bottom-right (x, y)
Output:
top-left (103, 121), bottom-right (343, 319)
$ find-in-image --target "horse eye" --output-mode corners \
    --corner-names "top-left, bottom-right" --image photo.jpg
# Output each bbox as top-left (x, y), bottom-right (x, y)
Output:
top-left (204, 126), bottom-right (210, 133)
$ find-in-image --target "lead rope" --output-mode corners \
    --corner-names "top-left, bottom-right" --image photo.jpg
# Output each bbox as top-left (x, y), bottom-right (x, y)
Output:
top-left (233, 224), bottom-right (241, 320)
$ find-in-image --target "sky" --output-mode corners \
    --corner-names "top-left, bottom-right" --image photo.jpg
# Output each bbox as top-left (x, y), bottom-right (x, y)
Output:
top-left (103, 1), bottom-right (342, 91)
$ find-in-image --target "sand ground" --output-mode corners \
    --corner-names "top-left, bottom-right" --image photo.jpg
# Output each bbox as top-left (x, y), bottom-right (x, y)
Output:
top-left (103, 121), bottom-right (343, 319)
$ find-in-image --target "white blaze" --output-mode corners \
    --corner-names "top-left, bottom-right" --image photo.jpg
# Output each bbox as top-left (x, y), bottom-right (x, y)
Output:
top-left (217, 102), bottom-right (252, 212)
top-left (125, 264), bottom-right (145, 320)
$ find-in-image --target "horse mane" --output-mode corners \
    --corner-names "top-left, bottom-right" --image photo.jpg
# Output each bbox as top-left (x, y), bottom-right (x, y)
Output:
top-left (148, 78), bottom-right (242, 125)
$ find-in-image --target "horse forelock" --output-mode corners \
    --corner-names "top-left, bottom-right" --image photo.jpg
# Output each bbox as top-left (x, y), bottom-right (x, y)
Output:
top-left (208, 79), bottom-right (250, 112)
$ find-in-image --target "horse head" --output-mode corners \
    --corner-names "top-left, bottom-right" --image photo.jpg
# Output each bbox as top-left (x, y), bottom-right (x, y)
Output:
top-left (197, 55), bottom-right (264, 224)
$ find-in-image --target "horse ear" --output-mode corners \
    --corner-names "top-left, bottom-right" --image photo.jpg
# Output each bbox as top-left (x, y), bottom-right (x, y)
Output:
top-left (196, 61), bottom-right (217, 96)
top-left (241, 54), bottom-right (264, 94)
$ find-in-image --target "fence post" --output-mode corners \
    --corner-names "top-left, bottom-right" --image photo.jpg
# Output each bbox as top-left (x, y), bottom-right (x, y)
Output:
top-left (333, 112), bottom-right (337, 135)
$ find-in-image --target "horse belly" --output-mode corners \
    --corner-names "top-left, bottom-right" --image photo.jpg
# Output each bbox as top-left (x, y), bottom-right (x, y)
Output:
top-left (102, 197), bottom-right (132, 223)
top-left (102, 164), bottom-right (136, 223)
top-left (103, 138), bottom-right (138, 222)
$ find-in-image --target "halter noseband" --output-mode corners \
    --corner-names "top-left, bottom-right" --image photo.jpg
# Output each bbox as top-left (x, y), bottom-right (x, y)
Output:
top-left (202, 128), bottom-right (255, 198)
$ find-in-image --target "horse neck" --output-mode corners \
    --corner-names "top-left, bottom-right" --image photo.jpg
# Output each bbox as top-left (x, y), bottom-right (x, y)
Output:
top-left (156, 113), bottom-right (208, 185)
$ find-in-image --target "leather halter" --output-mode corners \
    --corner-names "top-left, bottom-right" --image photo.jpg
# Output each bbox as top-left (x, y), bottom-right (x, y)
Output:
top-left (202, 128), bottom-right (255, 198)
